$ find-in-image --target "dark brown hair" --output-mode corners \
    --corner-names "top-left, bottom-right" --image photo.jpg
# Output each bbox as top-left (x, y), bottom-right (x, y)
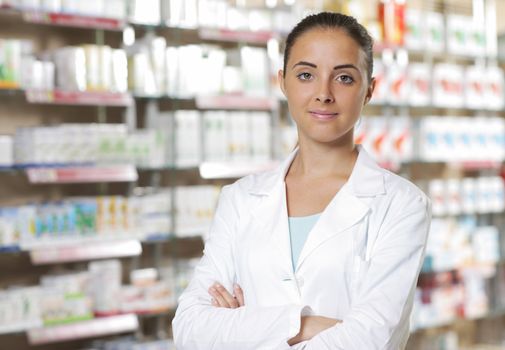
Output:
top-left (283, 12), bottom-right (374, 82)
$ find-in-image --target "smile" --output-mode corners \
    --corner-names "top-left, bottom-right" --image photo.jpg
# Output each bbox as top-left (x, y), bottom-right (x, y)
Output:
top-left (309, 111), bottom-right (339, 120)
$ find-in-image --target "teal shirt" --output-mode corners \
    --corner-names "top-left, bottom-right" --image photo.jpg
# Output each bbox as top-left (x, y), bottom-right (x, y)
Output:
top-left (288, 213), bottom-right (321, 271)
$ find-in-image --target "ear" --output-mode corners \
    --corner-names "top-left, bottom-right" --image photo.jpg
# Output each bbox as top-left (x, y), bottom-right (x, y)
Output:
top-left (364, 77), bottom-right (376, 105)
top-left (278, 69), bottom-right (286, 97)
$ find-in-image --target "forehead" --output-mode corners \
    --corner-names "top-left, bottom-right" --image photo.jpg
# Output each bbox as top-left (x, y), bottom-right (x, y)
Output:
top-left (288, 28), bottom-right (364, 67)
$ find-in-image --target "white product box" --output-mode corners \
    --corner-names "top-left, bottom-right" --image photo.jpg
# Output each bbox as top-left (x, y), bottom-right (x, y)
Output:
top-left (97, 46), bottom-right (112, 91)
top-left (489, 118), bottom-right (505, 161)
top-left (488, 177), bottom-right (504, 212)
top-left (472, 226), bottom-right (500, 263)
top-left (0, 136), bottom-right (13, 167)
top-left (111, 49), bottom-right (127, 93)
top-left (248, 9), bottom-right (272, 31)
top-left (19, 0), bottom-right (40, 10)
top-left (404, 9), bottom-right (424, 51)
top-left (200, 47), bottom-right (226, 95)
top-left (461, 178), bottom-right (476, 214)
top-left (53, 46), bottom-right (86, 91)
top-left (387, 63), bottom-right (408, 105)
top-left (370, 60), bottom-right (387, 105)
top-left (418, 117), bottom-right (439, 161)
top-left (103, 0), bottom-right (126, 20)
top-left (203, 111), bottom-right (228, 162)
top-left (250, 112), bottom-right (271, 161)
top-left (425, 12), bottom-right (445, 53)
top-left (388, 116), bottom-right (413, 163)
top-left (174, 111), bottom-right (201, 167)
top-left (467, 21), bottom-right (486, 57)
top-left (365, 117), bottom-right (390, 162)
top-left (177, 45), bottom-right (203, 98)
top-left (165, 46), bottom-right (179, 97)
top-left (241, 46), bottom-right (268, 96)
top-left (432, 64), bottom-right (464, 108)
top-left (40, 0), bottom-right (61, 13)
top-left (226, 7), bottom-right (249, 31)
top-left (228, 112), bottom-right (250, 161)
top-left (222, 66), bottom-right (243, 95)
top-left (476, 177), bottom-right (492, 214)
top-left (446, 179), bottom-right (462, 215)
top-left (446, 15), bottom-right (469, 56)
top-left (429, 180), bottom-right (446, 216)
top-left (485, 66), bottom-right (505, 111)
top-left (131, 52), bottom-right (156, 96)
top-left (464, 65), bottom-right (486, 109)
top-left (129, 0), bottom-right (161, 25)
top-left (407, 63), bottom-right (431, 106)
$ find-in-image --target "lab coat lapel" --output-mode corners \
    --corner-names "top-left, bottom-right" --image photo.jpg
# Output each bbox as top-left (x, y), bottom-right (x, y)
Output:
top-left (251, 182), bottom-right (293, 273)
top-left (248, 149), bottom-right (298, 275)
top-left (295, 146), bottom-right (386, 271)
top-left (295, 187), bottom-right (370, 271)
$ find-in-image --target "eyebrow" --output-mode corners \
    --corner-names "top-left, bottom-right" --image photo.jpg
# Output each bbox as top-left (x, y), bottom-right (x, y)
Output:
top-left (292, 61), bottom-right (360, 72)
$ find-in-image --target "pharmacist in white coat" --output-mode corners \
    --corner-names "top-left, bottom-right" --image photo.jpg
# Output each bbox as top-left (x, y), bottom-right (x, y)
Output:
top-left (172, 12), bottom-right (431, 350)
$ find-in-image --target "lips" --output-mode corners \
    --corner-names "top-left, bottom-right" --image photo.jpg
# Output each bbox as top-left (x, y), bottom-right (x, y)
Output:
top-left (309, 110), bottom-right (339, 120)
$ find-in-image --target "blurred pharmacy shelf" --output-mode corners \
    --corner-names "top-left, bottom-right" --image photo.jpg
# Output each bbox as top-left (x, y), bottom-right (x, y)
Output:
top-left (27, 313), bottom-right (138, 345)
top-left (196, 95), bottom-right (278, 110)
top-left (411, 307), bottom-right (505, 334)
top-left (28, 239), bottom-right (142, 265)
top-left (198, 27), bottom-right (277, 44)
top-left (0, 321), bottom-right (42, 336)
top-left (25, 164), bottom-right (138, 184)
top-left (22, 11), bottom-right (125, 30)
top-left (25, 90), bottom-right (133, 107)
top-left (0, 7), bottom-right (124, 30)
top-left (134, 94), bottom-right (278, 111)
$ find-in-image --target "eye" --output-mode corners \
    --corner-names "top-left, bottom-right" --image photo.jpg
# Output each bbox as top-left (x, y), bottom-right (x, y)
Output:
top-left (296, 72), bottom-right (313, 81)
top-left (337, 75), bottom-right (354, 84)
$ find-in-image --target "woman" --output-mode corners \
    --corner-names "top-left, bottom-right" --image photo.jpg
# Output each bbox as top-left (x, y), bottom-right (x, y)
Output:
top-left (173, 12), bottom-right (431, 350)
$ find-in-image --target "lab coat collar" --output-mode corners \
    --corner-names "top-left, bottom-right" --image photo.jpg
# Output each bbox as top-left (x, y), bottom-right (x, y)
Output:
top-left (248, 144), bottom-right (387, 198)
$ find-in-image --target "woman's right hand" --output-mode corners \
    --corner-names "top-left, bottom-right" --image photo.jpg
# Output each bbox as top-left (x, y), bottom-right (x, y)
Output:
top-left (287, 316), bottom-right (340, 345)
top-left (208, 282), bottom-right (245, 308)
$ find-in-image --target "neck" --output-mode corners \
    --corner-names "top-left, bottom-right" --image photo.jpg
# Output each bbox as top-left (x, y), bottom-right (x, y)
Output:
top-left (290, 140), bottom-right (358, 179)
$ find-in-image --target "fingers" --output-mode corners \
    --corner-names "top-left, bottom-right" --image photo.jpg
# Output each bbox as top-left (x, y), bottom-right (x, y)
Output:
top-left (208, 283), bottom-right (239, 308)
top-left (233, 283), bottom-right (245, 307)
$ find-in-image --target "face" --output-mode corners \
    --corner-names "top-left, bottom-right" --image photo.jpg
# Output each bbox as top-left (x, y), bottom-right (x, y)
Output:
top-left (279, 28), bottom-right (375, 147)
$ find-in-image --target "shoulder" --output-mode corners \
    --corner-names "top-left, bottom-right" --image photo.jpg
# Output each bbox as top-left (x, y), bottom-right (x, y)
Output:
top-left (380, 168), bottom-right (431, 214)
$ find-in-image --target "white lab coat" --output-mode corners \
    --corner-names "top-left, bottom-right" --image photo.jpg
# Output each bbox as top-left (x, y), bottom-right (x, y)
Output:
top-left (172, 146), bottom-right (431, 350)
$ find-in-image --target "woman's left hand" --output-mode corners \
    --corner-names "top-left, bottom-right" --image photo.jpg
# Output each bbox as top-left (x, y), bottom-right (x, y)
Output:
top-left (208, 282), bottom-right (244, 308)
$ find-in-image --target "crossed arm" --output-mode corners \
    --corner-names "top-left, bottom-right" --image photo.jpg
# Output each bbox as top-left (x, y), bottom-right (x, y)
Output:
top-left (208, 282), bottom-right (341, 346)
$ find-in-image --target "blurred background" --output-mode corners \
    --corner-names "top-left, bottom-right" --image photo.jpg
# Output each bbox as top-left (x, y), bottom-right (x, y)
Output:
top-left (0, 0), bottom-right (504, 349)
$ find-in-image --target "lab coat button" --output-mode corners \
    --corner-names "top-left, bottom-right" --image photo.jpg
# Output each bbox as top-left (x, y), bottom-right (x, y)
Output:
top-left (296, 276), bottom-right (304, 287)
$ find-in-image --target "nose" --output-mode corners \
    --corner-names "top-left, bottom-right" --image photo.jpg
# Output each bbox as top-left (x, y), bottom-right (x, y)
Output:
top-left (316, 81), bottom-right (335, 104)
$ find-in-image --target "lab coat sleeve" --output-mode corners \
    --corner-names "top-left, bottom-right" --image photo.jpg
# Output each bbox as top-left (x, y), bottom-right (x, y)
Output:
top-left (302, 189), bottom-right (431, 350)
top-left (172, 184), bottom-right (306, 350)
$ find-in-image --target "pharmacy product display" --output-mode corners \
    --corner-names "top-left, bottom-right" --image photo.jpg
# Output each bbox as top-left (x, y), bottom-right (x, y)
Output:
top-left (404, 9), bottom-right (487, 57)
top-left (371, 61), bottom-right (504, 110)
top-left (0, 39), bottom-right (128, 93)
top-left (14, 124), bottom-right (165, 167)
top-left (417, 117), bottom-right (505, 162)
top-left (129, 37), bottom-right (270, 98)
top-left (159, 110), bottom-right (272, 166)
top-left (427, 177), bottom-right (505, 216)
top-left (0, 185), bottom-right (220, 249)
top-left (0, 0), bottom-right (127, 19)
top-left (0, 257), bottom-right (199, 335)
top-left (411, 216), bottom-right (503, 331)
